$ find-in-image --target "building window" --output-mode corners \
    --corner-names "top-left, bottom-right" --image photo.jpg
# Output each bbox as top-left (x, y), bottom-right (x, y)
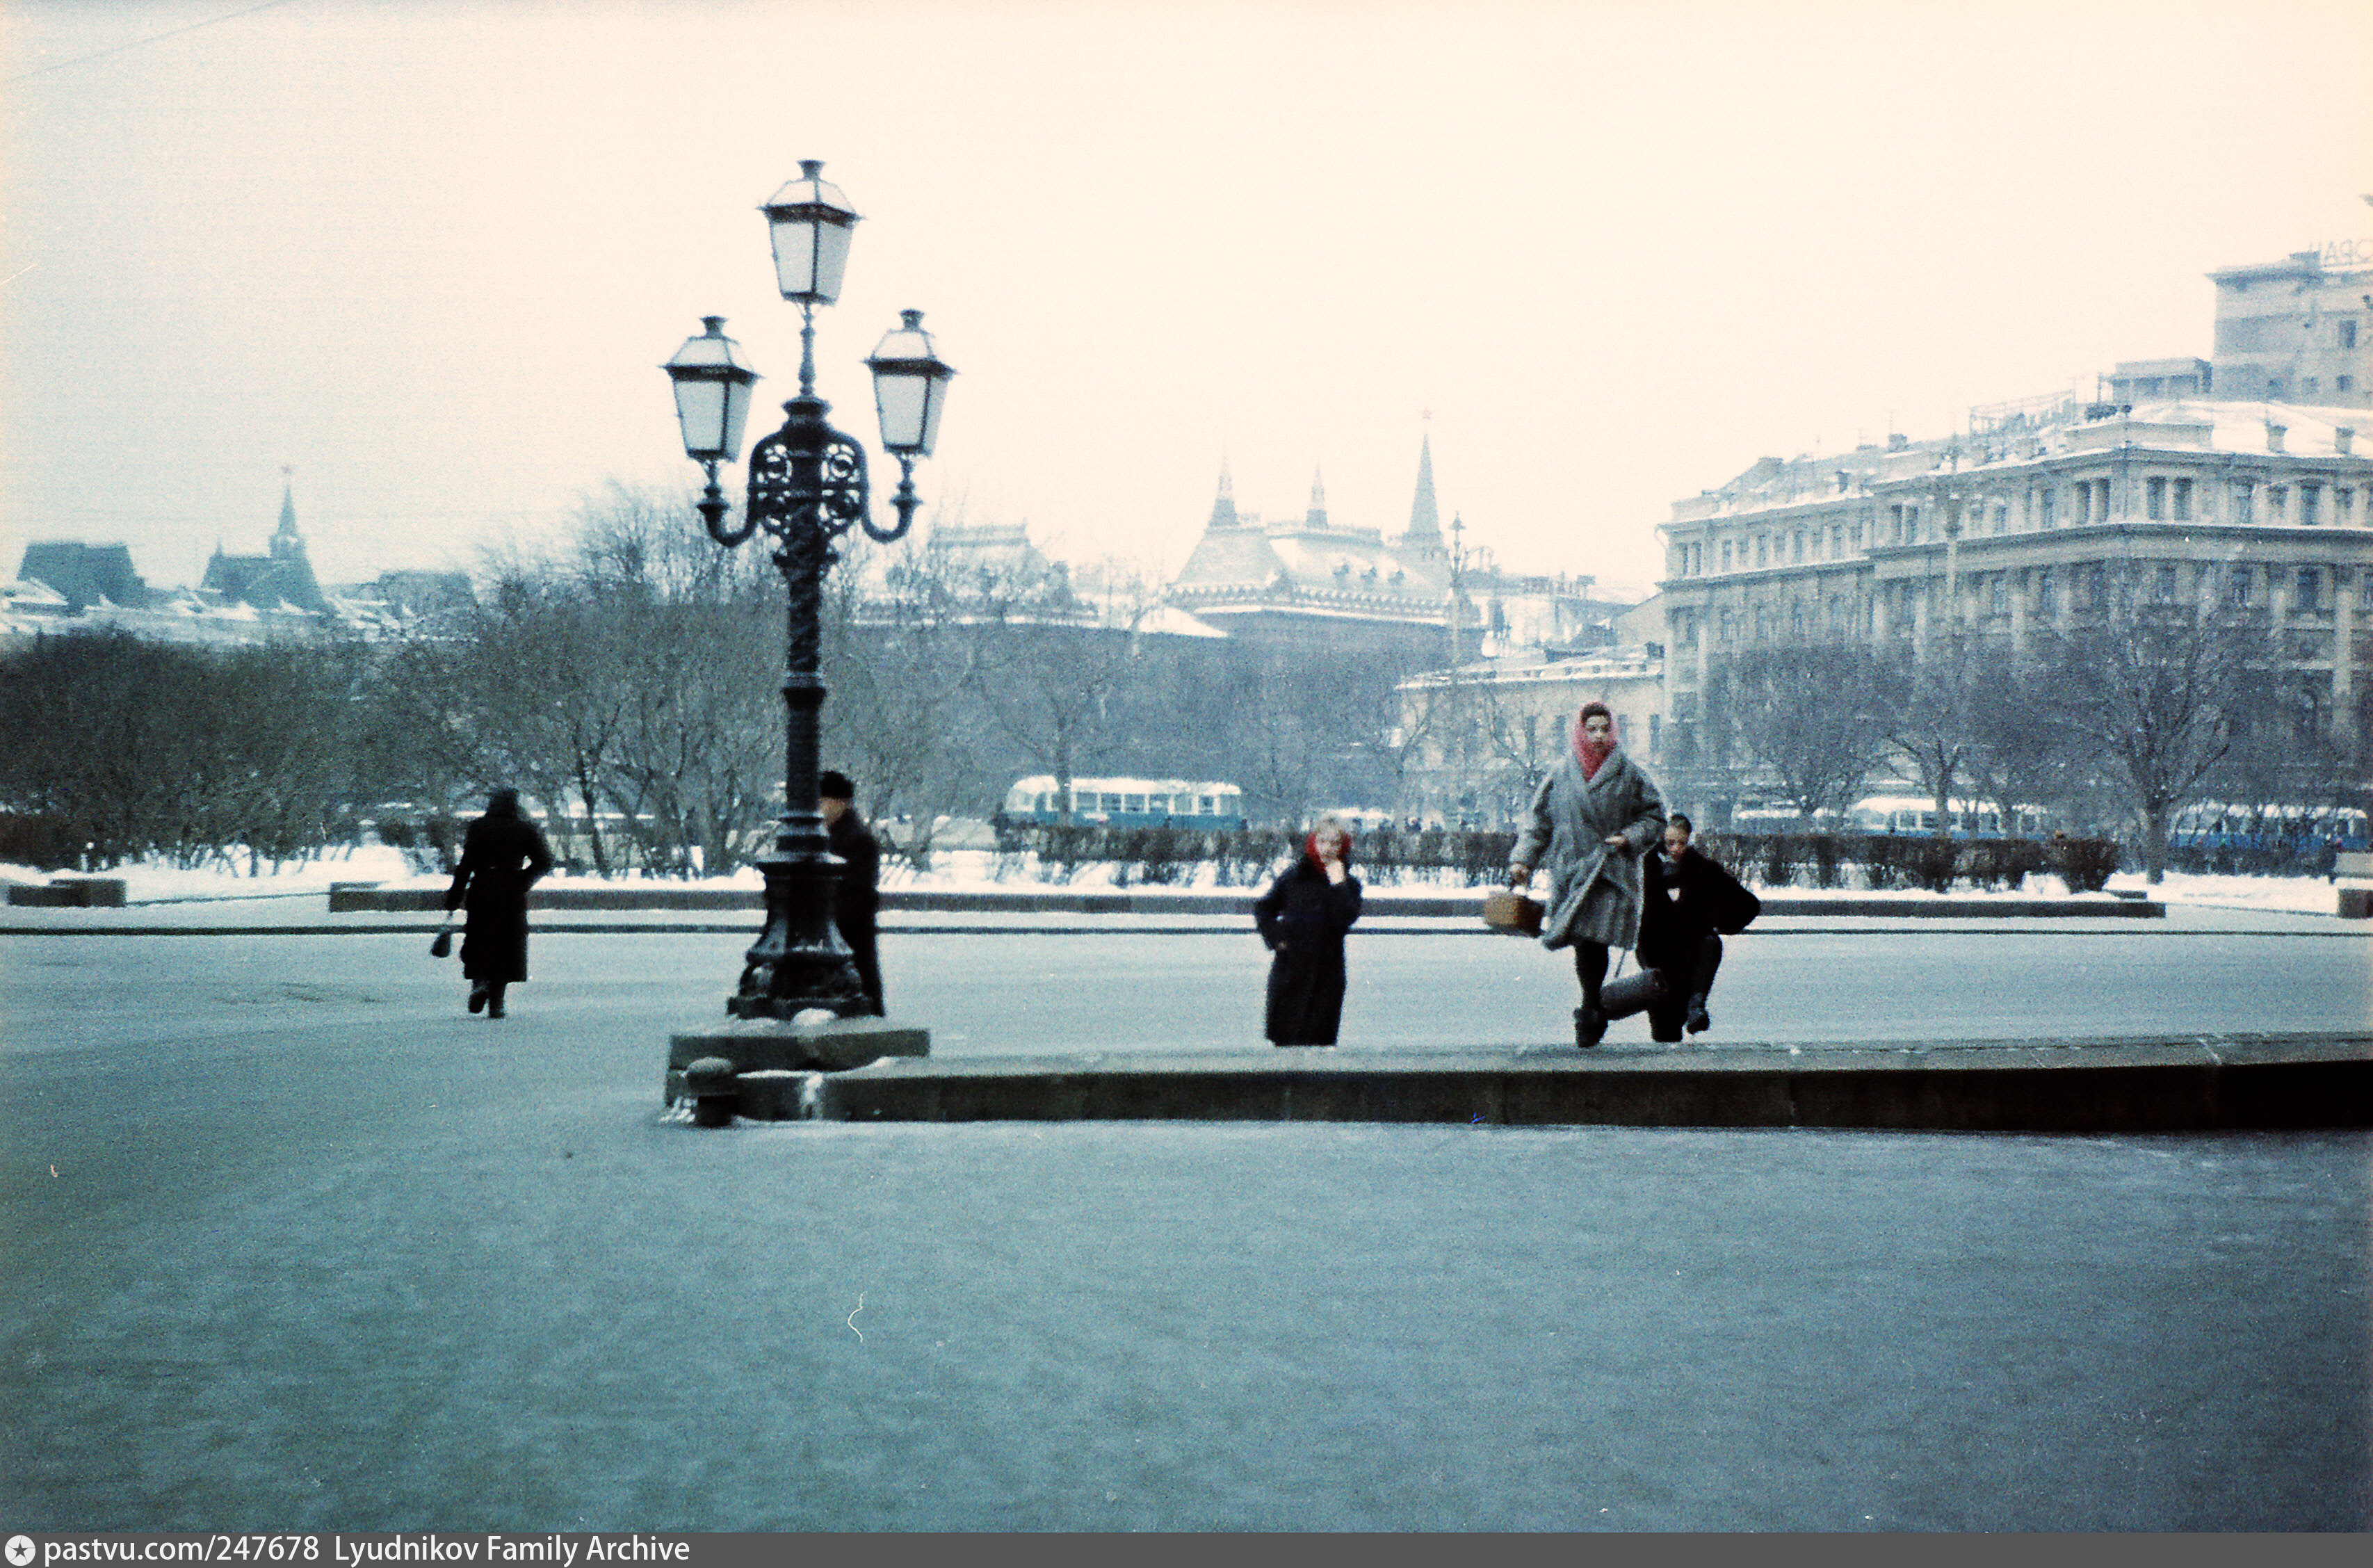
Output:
top-left (2301, 484), bottom-right (2321, 526)
top-left (1648, 713), bottom-right (1661, 755)
top-left (2155, 565), bottom-right (2177, 603)
top-left (1719, 611), bottom-right (1735, 647)
top-left (2340, 375), bottom-right (2356, 394)
top-left (1788, 531), bottom-right (1801, 562)
top-left (2296, 568), bottom-right (2320, 613)
top-left (2088, 564), bottom-right (2107, 609)
top-left (2344, 320), bottom-right (2360, 349)
top-left (2229, 567), bottom-right (2251, 608)
top-left (2339, 488), bottom-right (2356, 526)
top-left (2267, 486), bottom-right (2287, 522)
top-left (1831, 524), bottom-right (1845, 556)
top-left (2037, 568), bottom-right (2056, 615)
top-left (1754, 606), bottom-right (1769, 642)
top-left (1790, 601), bottom-right (1806, 638)
top-left (2304, 378), bottom-right (2319, 397)
top-left (2041, 487), bottom-right (2057, 528)
top-left (1906, 505), bottom-right (1921, 540)
top-left (2173, 478), bottom-right (2193, 521)
top-left (2146, 477), bottom-right (2166, 520)
top-left (1852, 520), bottom-right (1865, 548)
top-left (1753, 536), bottom-right (1767, 567)
top-left (1991, 576), bottom-right (2007, 615)
top-left (1992, 503), bottom-right (2008, 535)
top-left (2234, 483), bottom-right (2254, 523)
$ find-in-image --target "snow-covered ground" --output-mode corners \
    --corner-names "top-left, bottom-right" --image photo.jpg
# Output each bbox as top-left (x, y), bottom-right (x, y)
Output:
top-left (1, 841), bottom-right (2358, 914)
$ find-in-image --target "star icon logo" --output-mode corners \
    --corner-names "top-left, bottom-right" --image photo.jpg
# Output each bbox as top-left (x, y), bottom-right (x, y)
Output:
top-left (8, 1535), bottom-right (37, 1566)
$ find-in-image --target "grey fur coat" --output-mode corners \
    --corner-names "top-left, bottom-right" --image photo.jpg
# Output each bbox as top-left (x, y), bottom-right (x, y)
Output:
top-left (1510, 747), bottom-right (1668, 952)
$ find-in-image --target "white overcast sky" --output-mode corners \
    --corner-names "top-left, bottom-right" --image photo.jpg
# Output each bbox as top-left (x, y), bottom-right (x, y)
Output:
top-left (4, 0), bottom-right (2370, 598)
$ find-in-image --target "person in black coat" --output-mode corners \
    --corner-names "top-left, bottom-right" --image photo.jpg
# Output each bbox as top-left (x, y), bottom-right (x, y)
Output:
top-left (442, 786), bottom-right (554, 1019)
top-left (1254, 817), bottom-right (1362, 1046)
top-left (1634, 813), bottom-right (1759, 1042)
top-left (819, 770), bottom-right (885, 1016)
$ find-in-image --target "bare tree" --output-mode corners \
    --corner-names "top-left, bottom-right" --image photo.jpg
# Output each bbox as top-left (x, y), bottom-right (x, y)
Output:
top-left (1874, 634), bottom-right (1983, 838)
top-left (1706, 642), bottom-right (1890, 824)
top-left (818, 533), bottom-right (1003, 865)
top-left (2039, 600), bottom-right (2283, 882)
top-left (964, 554), bottom-right (1153, 825)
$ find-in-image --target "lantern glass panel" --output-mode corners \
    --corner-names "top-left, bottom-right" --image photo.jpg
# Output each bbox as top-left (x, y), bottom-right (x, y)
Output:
top-left (867, 311), bottom-right (955, 456)
top-left (663, 318), bottom-right (759, 462)
top-left (762, 163), bottom-right (859, 305)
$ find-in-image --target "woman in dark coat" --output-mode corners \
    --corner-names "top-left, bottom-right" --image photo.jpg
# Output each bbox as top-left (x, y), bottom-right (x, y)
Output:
top-left (442, 786), bottom-right (554, 1019)
top-left (1508, 700), bottom-right (1667, 1047)
top-left (1254, 817), bottom-right (1362, 1046)
top-left (1636, 813), bottom-right (1760, 1042)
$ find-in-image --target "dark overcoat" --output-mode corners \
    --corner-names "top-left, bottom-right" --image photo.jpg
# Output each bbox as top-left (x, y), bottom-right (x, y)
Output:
top-left (1637, 846), bottom-right (1760, 973)
top-left (1510, 748), bottom-right (1667, 952)
top-left (1254, 858), bottom-right (1363, 1045)
top-left (827, 807), bottom-right (884, 1014)
top-left (444, 809), bottom-right (554, 985)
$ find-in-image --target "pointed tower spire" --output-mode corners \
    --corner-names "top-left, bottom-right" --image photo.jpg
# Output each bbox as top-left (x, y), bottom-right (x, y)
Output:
top-left (1404, 433), bottom-right (1442, 546)
top-left (1206, 458), bottom-right (1240, 530)
top-left (272, 469), bottom-right (305, 560)
top-left (1304, 467), bottom-right (1328, 529)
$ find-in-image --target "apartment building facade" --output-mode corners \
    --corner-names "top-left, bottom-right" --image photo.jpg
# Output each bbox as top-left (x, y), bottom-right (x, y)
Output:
top-left (1651, 397), bottom-right (2373, 772)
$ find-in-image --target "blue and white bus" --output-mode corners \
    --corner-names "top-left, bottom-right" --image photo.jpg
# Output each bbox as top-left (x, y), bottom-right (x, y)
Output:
top-left (998, 776), bottom-right (1247, 830)
top-left (2168, 802), bottom-right (2370, 852)
top-left (1845, 795), bottom-right (2055, 840)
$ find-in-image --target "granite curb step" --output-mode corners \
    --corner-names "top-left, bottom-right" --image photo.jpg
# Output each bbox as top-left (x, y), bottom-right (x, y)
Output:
top-left (670, 1031), bottom-right (2372, 1132)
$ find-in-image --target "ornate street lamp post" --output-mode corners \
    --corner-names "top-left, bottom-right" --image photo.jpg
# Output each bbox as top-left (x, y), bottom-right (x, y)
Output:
top-left (661, 160), bottom-right (954, 1034)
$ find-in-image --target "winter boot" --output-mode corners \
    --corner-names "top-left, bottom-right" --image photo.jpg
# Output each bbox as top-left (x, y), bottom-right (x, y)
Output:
top-left (469, 985), bottom-right (487, 1015)
top-left (1573, 1005), bottom-right (1606, 1049)
top-left (1686, 994), bottom-right (1712, 1035)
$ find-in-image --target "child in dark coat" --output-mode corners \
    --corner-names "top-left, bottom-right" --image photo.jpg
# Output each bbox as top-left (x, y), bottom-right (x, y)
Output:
top-left (1635, 813), bottom-right (1759, 1041)
top-left (1254, 818), bottom-right (1362, 1046)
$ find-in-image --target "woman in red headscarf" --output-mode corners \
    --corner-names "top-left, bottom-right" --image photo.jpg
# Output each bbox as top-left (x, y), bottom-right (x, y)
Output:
top-left (1253, 816), bottom-right (1363, 1045)
top-left (1507, 701), bottom-right (1667, 1047)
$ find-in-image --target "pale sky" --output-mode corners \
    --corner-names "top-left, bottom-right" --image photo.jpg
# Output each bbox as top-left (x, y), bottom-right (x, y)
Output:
top-left (5, 0), bottom-right (2370, 600)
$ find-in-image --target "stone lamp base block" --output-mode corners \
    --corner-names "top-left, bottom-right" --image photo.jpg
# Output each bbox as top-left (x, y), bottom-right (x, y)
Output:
top-left (665, 1015), bottom-right (930, 1114)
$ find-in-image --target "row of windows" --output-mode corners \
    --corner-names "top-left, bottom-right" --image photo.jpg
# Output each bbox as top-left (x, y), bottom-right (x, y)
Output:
top-left (1678, 563), bottom-right (2363, 649)
top-left (1672, 477), bottom-right (2366, 576)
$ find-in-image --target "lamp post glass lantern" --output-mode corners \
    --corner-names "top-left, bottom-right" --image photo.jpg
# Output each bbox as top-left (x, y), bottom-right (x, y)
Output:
top-left (663, 161), bottom-right (953, 1021)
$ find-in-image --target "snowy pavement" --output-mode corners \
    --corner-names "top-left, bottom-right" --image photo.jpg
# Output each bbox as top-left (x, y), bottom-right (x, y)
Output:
top-left (1, 924), bottom-right (2367, 1529)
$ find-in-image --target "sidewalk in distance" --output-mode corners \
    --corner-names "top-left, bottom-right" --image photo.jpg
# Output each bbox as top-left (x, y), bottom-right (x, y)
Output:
top-left (686, 1031), bottom-right (2372, 1133)
top-left (327, 883), bottom-right (2165, 918)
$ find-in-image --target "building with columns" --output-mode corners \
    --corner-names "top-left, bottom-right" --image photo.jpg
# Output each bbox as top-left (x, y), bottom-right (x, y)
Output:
top-left (1649, 396), bottom-right (2373, 777)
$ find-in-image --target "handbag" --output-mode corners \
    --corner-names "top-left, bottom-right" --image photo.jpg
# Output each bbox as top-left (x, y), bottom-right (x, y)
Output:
top-left (428, 919), bottom-right (454, 958)
top-left (1482, 888), bottom-right (1544, 937)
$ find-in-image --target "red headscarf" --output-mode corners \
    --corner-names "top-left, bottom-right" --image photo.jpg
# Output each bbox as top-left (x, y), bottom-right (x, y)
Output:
top-left (1573, 701), bottom-right (1617, 780)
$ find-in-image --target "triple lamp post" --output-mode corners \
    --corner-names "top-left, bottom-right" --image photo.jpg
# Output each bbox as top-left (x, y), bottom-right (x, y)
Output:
top-left (659, 162), bottom-right (950, 1115)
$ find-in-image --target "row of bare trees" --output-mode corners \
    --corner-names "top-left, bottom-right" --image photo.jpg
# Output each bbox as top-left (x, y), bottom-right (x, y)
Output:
top-left (1678, 604), bottom-right (2358, 882)
top-left (0, 633), bottom-right (378, 872)
top-left (332, 485), bottom-right (1432, 873)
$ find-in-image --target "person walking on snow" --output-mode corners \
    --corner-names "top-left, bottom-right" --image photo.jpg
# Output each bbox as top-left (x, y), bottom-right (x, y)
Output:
top-left (1507, 702), bottom-right (1667, 1048)
top-left (443, 786), bottom-right (554, 1020)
